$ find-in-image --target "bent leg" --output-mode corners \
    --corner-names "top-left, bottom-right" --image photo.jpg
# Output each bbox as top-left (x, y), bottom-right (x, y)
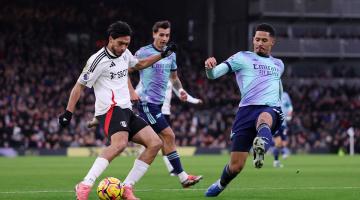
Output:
top-left (122, 126), bottom-right (162, 187)
top-left (131, 125), bottom-right (163, 164)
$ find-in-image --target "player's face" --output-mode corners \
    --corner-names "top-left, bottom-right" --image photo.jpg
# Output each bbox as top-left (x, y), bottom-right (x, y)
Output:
top-left (108, 36), bottom-right (131, 57)
top-left (253, 31), bottom-right (275, 56)
top-left (153, 28), bottom-right (170, 49)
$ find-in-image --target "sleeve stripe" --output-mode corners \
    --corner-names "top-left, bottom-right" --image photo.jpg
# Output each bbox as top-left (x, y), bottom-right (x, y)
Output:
top-left (224, 61), bottom-right (233, 73)
top-left (170, 69), bottom-right (177, 71)
top-left (89, 51), bottom-right (106, 72)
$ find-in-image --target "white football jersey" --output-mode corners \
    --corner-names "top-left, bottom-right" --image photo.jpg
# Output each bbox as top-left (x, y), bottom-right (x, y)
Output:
top-left (78, 47), bottom-right (138, 116)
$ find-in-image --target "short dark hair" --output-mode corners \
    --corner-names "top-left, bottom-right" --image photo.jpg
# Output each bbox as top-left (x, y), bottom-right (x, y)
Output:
top-left (152, 20), bottom-right (171, 33)
top-left (107, 21), bottom-right (132, 39)
top-left (255, 23), bottom-right (276, 37)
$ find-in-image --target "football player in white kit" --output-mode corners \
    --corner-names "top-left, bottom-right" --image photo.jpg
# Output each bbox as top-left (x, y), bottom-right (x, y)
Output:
top-left (58, 21), bottom-right (176, 200)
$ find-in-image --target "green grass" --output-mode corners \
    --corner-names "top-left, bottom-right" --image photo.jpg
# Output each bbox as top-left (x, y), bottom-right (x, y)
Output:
top-left (0, 155), bottom-right (359, 200)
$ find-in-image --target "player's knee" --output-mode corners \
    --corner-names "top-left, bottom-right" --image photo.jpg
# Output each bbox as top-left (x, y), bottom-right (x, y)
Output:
top-left (149, 137), bottom-right (163, 151)
top-left (257, 112), bottom-right (273, 127)
top-left (111, 140), bottom-right (128, 153)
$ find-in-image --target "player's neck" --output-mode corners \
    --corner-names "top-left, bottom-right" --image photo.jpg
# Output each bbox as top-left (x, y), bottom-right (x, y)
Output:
top-left (256, 52), bottom-right (270, 58)
top-left (105, 46), bottom-right (118, 58)
top-left (152, 43), bottom-right (163, 52)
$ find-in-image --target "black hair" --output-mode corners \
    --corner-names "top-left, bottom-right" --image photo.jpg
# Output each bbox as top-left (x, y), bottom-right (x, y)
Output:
top-left (152, 20), bottom-right (171, 33)
top-left (107, 21), bottom-right (132, 39)
top-left (255, 23), bottom-right (276, 37)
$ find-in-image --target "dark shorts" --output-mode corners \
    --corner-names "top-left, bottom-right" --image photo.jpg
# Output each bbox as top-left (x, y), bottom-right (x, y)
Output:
top-left (163, 114), bottom-right (171, 125)
top-left (96, 106), bottom-right (148, 141)
top-left (274, 124), bottom-right (288, 141)
top-left (230, 105), bottom-right (284, 152)
top-left (138, 102), bottom-right (170, 134)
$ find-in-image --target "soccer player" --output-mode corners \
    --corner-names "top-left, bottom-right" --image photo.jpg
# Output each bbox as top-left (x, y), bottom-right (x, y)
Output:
top-left (134, 20), bottom-right (203, 187)
top-left (204, 23), bottom-right (285, 197)
top-left (58, 21), bottom-right (176, 200)
top-left (87, 81), bottom-right (203, 175)
top-left (273, 91), bottom-right (293, 168)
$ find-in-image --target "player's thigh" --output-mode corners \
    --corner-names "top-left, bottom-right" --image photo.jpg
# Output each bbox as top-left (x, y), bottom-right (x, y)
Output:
top-left (258, 107), bottom-right (284, 132)
top-left (96, 106), bottom-right (132, 140)
top-left (138, 102), bottom-right (169, 133)
top-left (131, 125), bottom-right (162, 148)
top-left (110, 131), bottom-right (130, 148)
top-left (231, 131), bottom-right (256, 152)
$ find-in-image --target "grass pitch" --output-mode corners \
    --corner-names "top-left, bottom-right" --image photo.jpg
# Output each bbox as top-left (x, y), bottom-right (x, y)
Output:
top-left (0, 154), bottom-right (359, 200)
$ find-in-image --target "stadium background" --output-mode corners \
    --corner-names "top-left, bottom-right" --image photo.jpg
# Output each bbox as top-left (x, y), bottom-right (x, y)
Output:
top-left (1, 1), bottom-right (360, 200)
top-left (1, 0), bottom-right (360, 156)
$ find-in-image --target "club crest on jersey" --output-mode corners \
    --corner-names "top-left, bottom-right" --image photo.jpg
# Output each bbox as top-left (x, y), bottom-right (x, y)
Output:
top-left (82, 72), bottom-right (91, 81)
top-left (120, 121), bottom-right (127, 127)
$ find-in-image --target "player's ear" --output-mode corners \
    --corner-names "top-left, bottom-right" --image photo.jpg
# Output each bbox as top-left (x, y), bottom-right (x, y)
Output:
top-left (271, 37), bottom-right (276, 46)
top-left (108, 36), bottom-right (114, 44)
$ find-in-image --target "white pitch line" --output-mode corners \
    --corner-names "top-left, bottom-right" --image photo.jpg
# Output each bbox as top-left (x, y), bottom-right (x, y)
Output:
top-left (1, 186), bottom-right (360, 194)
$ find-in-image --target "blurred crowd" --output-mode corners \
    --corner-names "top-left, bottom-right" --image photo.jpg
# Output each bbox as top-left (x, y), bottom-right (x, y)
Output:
top-left (1, 0), bottom-right (359, 154)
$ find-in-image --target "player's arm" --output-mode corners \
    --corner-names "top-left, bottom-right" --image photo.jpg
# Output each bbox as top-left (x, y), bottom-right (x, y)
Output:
top-left (66, 82), bottom-right (86, 112)
top-left (59, 82), bottom-right (86, 127)
top-left (130, 54), bottom-right (162, 72)
top-left (170, 71), bottom-right (187, 101)
top-left (172, 87), bottom-right (202, 104)
top-left (205, 57), bottom-right (230, 79)
top-left (129, 44), bottom-right (177, 72)
top-left (59, 57), bottom-right (104, 127)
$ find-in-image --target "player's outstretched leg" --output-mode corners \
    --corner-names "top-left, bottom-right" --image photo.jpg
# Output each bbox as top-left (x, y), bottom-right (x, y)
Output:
top-left (122, 126), bottom-right (162, 200)
top-left (75, 131), bottom-right (128, 200)
top-left (205, 152), bottom-right (247, 197)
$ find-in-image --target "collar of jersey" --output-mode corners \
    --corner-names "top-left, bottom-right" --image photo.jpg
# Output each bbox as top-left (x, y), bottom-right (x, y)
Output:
top-left (104, 47), bottom-right (119, 59)
top-left (151, 44), bottom-right (163, 52)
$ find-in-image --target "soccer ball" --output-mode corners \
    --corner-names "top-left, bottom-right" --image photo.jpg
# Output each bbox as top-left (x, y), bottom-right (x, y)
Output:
top-left (97, 177), bottom-right (124, 200)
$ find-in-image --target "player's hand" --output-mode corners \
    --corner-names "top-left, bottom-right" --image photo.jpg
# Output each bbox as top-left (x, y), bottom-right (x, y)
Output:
top-left (130, 91), bottom-right (140, 103)
top-left (198, 99), bottom-right (203, 105)
top-left (205, 57), bottom-right (217, 69)
top-left (179, 88), bottom-right (188, 102)
top-left (161, 43), bottom-right (177, 58)
top-left (58, 110), bottom-right (72, 127)
top-left (87, 117), bottom-right (99, 128)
